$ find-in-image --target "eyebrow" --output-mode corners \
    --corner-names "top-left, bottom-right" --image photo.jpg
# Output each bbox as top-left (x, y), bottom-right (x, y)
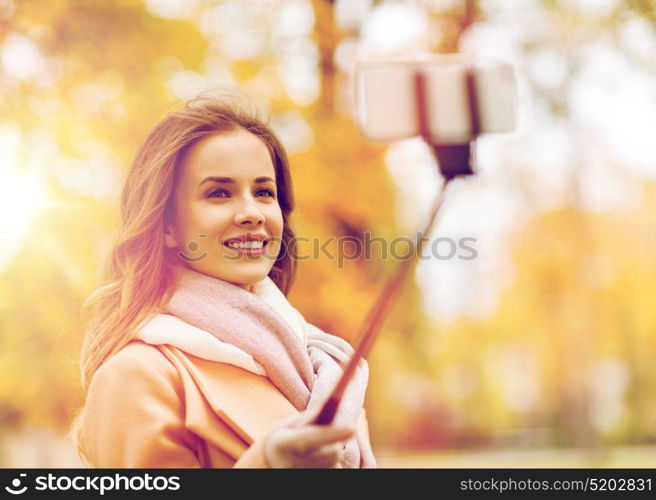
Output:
top-left (198, 176), bottom-right (275, 188)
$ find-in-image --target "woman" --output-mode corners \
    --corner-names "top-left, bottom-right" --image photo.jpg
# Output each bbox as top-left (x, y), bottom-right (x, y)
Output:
top-left (71, 92), bottom-right (376, 468)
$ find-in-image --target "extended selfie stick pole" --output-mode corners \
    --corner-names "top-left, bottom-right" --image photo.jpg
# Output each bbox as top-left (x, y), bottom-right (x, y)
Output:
top-left (312, 177), bottom-right (452, 425)
top-left (313, 72), bottom-right (477, 426)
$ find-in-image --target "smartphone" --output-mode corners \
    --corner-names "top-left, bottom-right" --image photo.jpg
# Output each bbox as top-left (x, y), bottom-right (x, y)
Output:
top-left (355, 55), bottom-right (517, 144)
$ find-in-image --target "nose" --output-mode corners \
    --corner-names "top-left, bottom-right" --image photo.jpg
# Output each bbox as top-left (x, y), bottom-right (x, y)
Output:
top-left (233, 195), bottom-right (265, 226)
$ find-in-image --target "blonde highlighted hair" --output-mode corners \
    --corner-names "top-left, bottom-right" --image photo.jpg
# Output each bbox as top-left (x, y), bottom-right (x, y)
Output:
top-left (70, 91), bottom-right (297, 458)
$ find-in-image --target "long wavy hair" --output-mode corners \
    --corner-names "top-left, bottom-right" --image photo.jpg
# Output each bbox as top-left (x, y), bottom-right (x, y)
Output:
top-left (70, 92), bottom-right (297, 456)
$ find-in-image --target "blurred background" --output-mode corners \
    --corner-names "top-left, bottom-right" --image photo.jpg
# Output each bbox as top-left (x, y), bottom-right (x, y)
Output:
top-left (1, 0), bottom-right (655, 467)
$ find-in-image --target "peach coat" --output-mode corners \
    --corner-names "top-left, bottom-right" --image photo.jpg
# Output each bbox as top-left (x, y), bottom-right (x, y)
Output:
top-left (79, 314), bottom-right (372, 468)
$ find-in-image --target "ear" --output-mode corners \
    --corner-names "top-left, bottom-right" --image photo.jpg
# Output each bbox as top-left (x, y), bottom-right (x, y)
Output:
top-left (163, 222), bottom-right (177, 249)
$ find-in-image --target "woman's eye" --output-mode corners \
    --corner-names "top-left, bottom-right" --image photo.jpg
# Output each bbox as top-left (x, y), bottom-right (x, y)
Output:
top-left (207, 189), bottom-right (229, 198)
top-left (256, 188), bottom-right (276, 198)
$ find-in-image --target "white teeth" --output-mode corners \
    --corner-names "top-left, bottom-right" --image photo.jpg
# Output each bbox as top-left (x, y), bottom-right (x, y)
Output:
top-left (227, 240), bottom-right (263, 249)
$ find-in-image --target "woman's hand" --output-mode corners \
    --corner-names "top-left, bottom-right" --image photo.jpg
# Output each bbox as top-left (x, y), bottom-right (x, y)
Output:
top-left (262, 325), bottom-right (368, 468)
top-left (262, 411), bottom-right (355, 468)
top-left (305, 327), bottom-right (369, 428)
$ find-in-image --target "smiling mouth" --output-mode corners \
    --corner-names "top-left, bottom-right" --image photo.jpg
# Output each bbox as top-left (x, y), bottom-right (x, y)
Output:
top-left (222, 239), bottom-right (270, 259)
top-left (223, 240), bottom-right (269, 250)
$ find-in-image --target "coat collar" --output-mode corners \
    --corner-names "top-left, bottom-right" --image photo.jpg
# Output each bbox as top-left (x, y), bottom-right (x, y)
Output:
top-left (153, 343), bottom-right (298, 459)
top-left (136, 313), bottom-right (267, 375)
top-left (132, 275), bottom-right (310, 459)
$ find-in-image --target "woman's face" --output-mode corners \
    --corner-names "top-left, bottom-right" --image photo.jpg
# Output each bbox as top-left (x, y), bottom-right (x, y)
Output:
top-left (165, 128), bottom-right (284, 291)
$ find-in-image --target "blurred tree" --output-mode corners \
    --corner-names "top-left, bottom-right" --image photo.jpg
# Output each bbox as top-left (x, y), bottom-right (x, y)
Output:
top-left (1, 0), bottom-right (655, 462)
top-left (0, 0), bottom-right (431, 456)
top-left (0, 0), bottom-right (208, 435)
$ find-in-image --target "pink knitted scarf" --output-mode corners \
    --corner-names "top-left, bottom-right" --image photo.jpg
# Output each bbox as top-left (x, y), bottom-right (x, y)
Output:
top-left (164, 265), bottom-right (376, 468)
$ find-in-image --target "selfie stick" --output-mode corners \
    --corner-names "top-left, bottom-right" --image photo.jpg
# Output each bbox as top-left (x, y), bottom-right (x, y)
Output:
top-left (313, 70), bottom-right (479, 425)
